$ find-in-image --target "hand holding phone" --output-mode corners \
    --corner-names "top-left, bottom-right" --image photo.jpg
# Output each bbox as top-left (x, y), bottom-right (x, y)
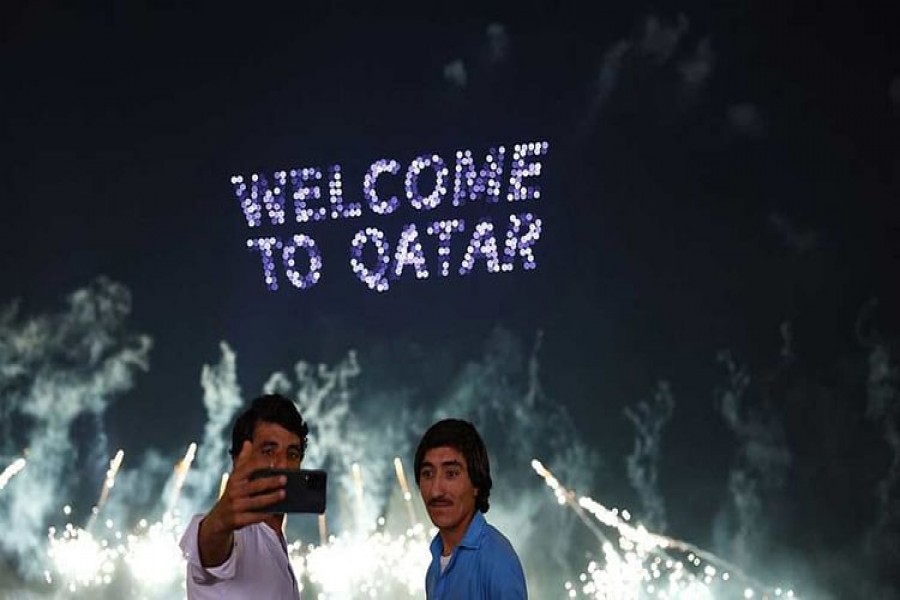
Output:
top-left (249, 468), bottom-right (327, 514)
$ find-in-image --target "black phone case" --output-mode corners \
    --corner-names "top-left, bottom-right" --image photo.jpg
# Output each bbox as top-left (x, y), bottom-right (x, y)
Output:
top-left (250, 468), bottom-right (327, 514)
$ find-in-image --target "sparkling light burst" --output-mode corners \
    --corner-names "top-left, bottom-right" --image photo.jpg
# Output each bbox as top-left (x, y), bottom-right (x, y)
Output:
top-left (531, 459), bottom-right (797, 600)
top-left (294, 524), bottom-right (431, 598)
top-left (43, 456), bottom-right (433, 598)
top-left (38, 451), bottom-right (797, 598)
top-left (123, 512), bottom-right (187, 589)
top-left (46, 521), bottom-right (118, 592)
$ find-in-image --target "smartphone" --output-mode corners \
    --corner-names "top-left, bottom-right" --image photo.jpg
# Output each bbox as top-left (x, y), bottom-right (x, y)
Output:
top-left (249, 468), bottom-right (327, 514)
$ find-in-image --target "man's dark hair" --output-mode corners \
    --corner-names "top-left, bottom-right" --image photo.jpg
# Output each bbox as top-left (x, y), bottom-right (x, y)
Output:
top-left (414, 418), bottom-right (493, 513)
top-left (230, 394), bottom-right (309, 460)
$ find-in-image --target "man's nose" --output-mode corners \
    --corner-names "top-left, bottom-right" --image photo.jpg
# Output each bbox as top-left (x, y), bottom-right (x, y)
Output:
top-left (429, 476), bottom-right (447, 496)
top-left (273, 451), bottom-right (290, 469)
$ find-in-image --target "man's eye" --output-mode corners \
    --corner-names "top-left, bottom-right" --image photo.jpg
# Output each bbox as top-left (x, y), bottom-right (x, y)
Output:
top-left (446, 470), bottom-right (459, 479)
top-left (421, 470), bottom-right (433, 479)
top-left (262, 447), bottom-right (274, 456)
top-left (288, 451), bottom-right (302, 462)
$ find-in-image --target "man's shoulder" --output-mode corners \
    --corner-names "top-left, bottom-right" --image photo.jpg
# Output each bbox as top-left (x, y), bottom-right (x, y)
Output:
top-left (479, 520), bottom-right (521, 561)
top-left (476, 519), bottom-right (527, 594)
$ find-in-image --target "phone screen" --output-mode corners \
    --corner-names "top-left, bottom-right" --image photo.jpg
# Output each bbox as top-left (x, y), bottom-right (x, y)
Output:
top-left (250, 468), bottom-right (327, 514)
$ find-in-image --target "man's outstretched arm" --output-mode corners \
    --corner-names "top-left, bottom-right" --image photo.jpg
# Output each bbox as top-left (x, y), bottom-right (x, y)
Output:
top-left (197, 440), bottom-right (287, 567)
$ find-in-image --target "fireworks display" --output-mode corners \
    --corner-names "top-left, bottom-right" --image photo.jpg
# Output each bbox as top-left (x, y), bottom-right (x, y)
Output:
top-left (18, 450), bottom-right (797, 599)
top-left (4, 3), bottom-right (897, 598)
top-left (0, 280), bottom-right (825, 599)
top-left (531, 460), bottom-right (796, 600)
top-left (38, 454), bottom-right (434, 599)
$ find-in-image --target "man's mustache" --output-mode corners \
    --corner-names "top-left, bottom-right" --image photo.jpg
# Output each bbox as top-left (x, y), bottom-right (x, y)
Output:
top-left (427, 497), bottom-right (452, 507)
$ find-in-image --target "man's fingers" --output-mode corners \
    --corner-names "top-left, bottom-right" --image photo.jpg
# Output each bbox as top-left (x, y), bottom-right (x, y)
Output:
top-left (231, 448), bottom-right (270, 483)
top-left (221, 474), bottom-right (285, 507)
top-left (233, 440), bottom-right (254, 470)
top-left (242, 474), bottom-right (287, 497)
top-left (234, 489), bottom-right (286, 513)
top-left (213, 484), bottom-right (285, 527)
top-left (231, 446), bottom-right (282, 483)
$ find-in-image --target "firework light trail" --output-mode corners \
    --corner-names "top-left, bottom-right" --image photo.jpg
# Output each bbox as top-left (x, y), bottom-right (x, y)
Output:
top-left (531, 459), bottom-right (797, 599)
top-left (170, 442), bottom-right (198, 508)
top-left (0, 457), bottom-right (27, 490)
top-left (85, 450), bottom-right (125, 532)
top-left (96, 450), bottom-right (125, 510)
top-left (394, 455), bottom-right (419, 529)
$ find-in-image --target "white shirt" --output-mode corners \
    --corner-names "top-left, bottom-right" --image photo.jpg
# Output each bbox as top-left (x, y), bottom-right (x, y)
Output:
top-left (179, 514), bottom-right (300, 600)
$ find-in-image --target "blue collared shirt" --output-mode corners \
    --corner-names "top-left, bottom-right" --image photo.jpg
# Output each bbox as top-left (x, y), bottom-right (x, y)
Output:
top-left (425, 511), bottom-right (528, 600)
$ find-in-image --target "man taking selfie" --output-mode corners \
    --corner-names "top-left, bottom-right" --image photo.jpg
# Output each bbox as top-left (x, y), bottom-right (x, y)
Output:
top-left (179, 394), bottom-right (308, 599)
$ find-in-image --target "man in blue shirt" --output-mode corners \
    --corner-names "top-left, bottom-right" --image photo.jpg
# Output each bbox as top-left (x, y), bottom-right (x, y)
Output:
top-left (414, 419), bottom-right (528, 599)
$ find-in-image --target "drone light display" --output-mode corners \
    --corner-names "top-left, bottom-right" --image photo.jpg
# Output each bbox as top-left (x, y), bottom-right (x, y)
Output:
top-left (231, 141), bottom-right (549, 291)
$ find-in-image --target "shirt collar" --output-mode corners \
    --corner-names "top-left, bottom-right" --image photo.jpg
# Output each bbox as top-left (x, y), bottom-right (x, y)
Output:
top-left (429, 511), bottom-right (486, 558)
top-left (459, 511), bottom-right (486, 549)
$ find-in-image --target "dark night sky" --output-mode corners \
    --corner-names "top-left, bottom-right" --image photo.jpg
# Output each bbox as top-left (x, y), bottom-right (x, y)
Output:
top-left (2, 1), bottom-right (899, 587)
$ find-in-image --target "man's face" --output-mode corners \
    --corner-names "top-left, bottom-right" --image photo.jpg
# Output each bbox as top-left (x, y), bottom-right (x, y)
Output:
top-left (418, 446), bottom-right (478, 537)
top-left (251, 420), bottom-right (303, 469)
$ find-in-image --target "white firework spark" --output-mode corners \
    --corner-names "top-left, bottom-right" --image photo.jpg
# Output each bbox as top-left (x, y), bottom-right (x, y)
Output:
top-left (37, 452), bottom-right (798, 599)
top-left (0, 457), bottom-right (27, 490)
top-left (532, 459), bottom-right (797, 599)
